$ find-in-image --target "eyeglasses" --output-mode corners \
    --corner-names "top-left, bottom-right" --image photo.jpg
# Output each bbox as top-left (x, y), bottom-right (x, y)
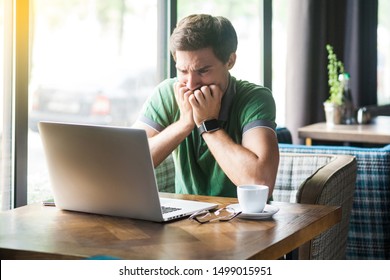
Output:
top-left (188, 207), bottom-right (242, 224)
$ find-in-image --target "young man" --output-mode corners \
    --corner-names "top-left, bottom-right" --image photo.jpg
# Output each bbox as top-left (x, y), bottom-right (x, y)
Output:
top-left (134, 14), bottom-right (279, 198)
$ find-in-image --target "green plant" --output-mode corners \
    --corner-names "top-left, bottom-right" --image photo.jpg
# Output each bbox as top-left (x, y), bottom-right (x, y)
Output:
top-left (325, 44), bottom-right (345, 105)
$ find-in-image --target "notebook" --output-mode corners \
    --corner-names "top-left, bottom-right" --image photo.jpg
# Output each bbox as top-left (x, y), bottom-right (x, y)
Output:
top-left (38, 121), bottom-right (217, 222)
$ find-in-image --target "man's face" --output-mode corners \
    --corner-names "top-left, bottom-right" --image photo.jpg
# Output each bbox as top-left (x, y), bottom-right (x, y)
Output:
top-left (175, 47), bottom-right (235, 93)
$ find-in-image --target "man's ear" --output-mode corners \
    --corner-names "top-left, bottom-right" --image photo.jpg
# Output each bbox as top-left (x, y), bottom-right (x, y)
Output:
top-left (227, 53), bottom-right (236, 70)
top-left (172, 52), bottom-right (177, 62)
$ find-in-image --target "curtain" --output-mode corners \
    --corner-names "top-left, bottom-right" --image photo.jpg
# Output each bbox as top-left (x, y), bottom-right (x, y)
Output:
top-left (344, 0), bottom-right (378, 107)
top-left (285, 0), bottom-right (378, 144)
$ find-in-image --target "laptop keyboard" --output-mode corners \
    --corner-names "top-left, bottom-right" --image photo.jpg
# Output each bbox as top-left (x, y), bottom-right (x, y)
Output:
top-left (161, 206), bottom-right (182, 214)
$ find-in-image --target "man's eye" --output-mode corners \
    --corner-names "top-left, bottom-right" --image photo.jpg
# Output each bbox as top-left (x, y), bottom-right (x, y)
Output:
top-left (177, 68), bottom-right (187, 74)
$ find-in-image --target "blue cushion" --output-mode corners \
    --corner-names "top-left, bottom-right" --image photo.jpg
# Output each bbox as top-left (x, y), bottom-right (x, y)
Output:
top-left (276, 127), bottom-right (293, 144)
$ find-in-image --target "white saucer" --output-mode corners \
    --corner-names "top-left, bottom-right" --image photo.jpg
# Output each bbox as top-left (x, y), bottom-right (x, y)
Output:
top-left (227, 204), bottom-right (279, 220)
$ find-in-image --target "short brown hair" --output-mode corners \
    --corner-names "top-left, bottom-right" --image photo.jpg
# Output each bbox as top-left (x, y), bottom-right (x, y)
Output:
top-left (170, 14), bottom-right (238, 63)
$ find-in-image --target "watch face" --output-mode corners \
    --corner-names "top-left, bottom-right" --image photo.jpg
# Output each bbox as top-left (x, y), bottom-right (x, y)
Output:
top-left (204, 119), bottom-right (220, 131)
top-left (198, 119), bottom-right (220, 135)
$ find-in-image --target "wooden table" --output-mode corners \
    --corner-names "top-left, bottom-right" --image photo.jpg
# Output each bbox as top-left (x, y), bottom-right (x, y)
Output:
top-left (0, 193), bottom-right (341, 260)
top-left (298, 116), bottom-right (390, 145)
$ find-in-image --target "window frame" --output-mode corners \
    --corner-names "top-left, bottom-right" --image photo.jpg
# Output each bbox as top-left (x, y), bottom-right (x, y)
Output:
top-left (13, 0), bottom-right (29, 208)
top-left (1, 0), bottom-right (15, 210)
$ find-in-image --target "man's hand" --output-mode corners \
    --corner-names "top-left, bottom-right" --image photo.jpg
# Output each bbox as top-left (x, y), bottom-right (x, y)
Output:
top-left (189, 85), bottom-right (223, 126)
top-left (174, 82), bottom-right (196, 130)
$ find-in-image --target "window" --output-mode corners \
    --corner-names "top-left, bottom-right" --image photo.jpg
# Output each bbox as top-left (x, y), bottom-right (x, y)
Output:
top-left (1, 0), bottom-right (270, 209)
top-left (1, 0), bottom-right (15, 210)
top-left (1, 0), bottom-right (7, 209)
top-left (271, 0), bottom-right (288, 126)
top-left (28, 0), bottom-right (158, 204)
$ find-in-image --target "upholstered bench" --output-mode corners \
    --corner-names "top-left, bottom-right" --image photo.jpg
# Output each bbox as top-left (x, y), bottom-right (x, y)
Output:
top-left (279, 143), bottom-right (390, 259)
top-left (275, 153), bottom-right (356, 259)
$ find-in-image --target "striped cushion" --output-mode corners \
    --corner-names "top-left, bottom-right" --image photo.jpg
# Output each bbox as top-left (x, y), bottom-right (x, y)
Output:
top-left (279, 143), bottom-right (390, 260)
top-left (155, 156), bottom-right (175, 193)
top-left (274, 155), bottom-right (332, 202)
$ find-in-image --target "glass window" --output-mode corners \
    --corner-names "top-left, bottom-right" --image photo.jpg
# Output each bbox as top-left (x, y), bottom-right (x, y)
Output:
top-left (1, 0), bottom-right (14, 210)
top-left (378, 0), bottom-right (390, 105)
top-left (3, 1), bottom-right (270, 207)
top-left (0, 0), bottom-right (4, 209)
top-left (0, 0), bottom-right (2, 139)
top-left (177, 0), bottom-right (263, 85)
top-left (28, 0), bottom-right (158, 203)
top-left (271, 0), bottom-right (288, 126)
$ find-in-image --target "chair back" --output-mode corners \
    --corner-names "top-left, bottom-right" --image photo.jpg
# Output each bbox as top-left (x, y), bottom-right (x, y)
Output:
top-left (274, 153), bottom-right (357, 259)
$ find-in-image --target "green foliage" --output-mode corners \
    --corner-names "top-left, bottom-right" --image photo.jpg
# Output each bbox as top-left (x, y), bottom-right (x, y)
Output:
top-left (326, 44), bottom-right (344, 105)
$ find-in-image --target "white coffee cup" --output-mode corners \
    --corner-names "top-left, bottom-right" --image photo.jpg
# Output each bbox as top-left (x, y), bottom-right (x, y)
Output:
top-left (237, 185), bottom-right (269, 213)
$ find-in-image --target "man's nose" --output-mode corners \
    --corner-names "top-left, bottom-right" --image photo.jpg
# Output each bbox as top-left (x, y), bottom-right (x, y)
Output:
top-left (185, 73), bottom-right (201, 91)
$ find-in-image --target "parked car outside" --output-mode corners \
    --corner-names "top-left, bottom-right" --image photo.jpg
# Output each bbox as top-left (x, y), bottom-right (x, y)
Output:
top-left (29, 70), bottom-right (155, 132)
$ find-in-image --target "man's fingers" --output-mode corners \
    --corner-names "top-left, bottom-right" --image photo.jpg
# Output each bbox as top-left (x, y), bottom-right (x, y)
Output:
top-left (208, 84), bottom-right (223, 100)
top-left (193, 89), bottom-right (205, 102)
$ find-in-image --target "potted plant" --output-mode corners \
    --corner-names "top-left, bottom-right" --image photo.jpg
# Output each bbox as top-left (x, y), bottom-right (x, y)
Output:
top-left (324, 44), bottom-right (345, 125)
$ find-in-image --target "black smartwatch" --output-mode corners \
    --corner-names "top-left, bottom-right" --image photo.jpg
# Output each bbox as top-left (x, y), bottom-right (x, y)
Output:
top-left (198, 119), bottom-right (220, 135)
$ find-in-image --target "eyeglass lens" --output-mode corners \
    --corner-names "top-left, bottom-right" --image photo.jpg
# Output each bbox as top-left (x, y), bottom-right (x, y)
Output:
top-left (189, 207), bottom-right (241, 224)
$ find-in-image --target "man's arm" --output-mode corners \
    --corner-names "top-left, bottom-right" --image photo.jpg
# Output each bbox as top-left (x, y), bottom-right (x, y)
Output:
top-left (132, 119), bottom-right (192, 167)
top-left (132, 82), bottom-right (195, 167)
top-left (190, 84), bottom-right (279, 193)
top-left (201, 126), bottom-right (279, 195)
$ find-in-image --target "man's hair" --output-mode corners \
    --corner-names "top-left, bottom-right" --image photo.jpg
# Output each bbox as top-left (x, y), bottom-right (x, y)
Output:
top-left (170, 14), bottom-right (238, 64)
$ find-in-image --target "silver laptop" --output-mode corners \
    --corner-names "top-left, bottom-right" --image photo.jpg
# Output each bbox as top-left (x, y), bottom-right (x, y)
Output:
top-left (38, 121), bottom-right (217, 222)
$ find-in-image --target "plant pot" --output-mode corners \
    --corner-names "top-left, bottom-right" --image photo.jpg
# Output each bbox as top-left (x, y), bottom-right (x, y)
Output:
top-left (323, 102), bottom-right (344, 126)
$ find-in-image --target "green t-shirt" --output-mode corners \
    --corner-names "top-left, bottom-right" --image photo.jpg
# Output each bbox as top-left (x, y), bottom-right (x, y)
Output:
top-left (140, 76), bottom-right (276, 197)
